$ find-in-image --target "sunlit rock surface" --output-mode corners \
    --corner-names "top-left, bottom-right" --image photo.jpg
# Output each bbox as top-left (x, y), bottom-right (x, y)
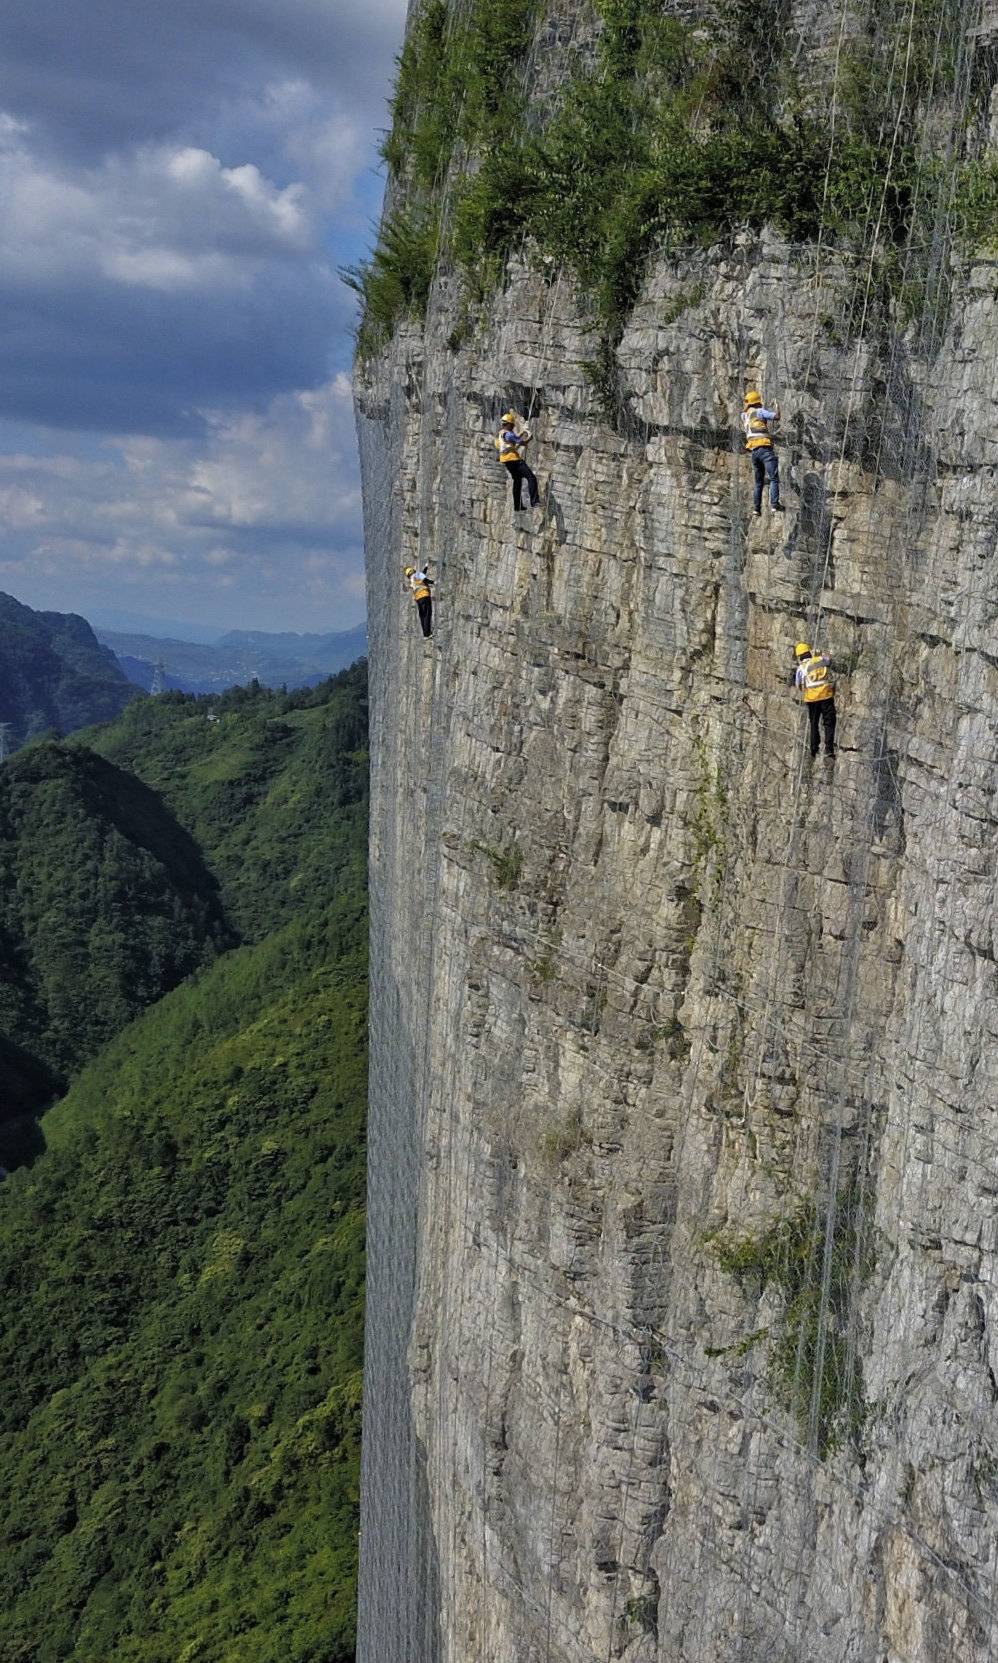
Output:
top-left (356, 11), bottom-right (998, 1660)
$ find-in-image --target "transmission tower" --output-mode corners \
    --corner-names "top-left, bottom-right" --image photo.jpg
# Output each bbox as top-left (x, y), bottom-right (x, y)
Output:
top-left (0, 724), bottom-right (11, 763)
top-left (150, 659), bottom-right (167, 696)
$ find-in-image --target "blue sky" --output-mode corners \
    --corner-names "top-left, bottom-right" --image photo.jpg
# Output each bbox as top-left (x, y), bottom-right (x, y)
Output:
top-left (0, 0), bottom-right (407, 635)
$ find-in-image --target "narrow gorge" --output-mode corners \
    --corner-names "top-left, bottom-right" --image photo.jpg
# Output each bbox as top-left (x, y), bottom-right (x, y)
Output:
top-left (356, 1), bottom-right (998, 1656)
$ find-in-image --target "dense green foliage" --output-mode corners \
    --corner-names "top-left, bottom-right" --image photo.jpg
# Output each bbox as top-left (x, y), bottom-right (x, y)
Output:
top-left (382, 0), bottom-right (536, 186)
top-left (0, 668), bottom-right (369, 1661)
top-left (1, 924), bottom-right (365, 1663)
top-left (83, 666), bottom-right (368, 943)
top-left (0, 744), bottom-right (229, 1163)
top-left (348, 0), bottom-right (538, 352)
top-left (0, 590), bottom-right (136, 744)
top-left (358, 0), bottom-right (996, 363)
top-left (706, 1192), bottom-right (868, 1455)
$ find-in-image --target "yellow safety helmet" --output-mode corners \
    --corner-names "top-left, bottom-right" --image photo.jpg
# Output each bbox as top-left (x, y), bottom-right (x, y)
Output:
top-left (404, 566), bottom-right (415, 577)
top-left (744, 390), bottom-right (763, 407)
top-left (795, 641), bottom-right (812, 659)
top-left (500, 410), bottom-right (517, 425)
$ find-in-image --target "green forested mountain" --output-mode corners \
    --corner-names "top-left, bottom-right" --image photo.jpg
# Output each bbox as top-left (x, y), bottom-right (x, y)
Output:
top-left (0, 743), bottom-right (230, 1161)
top-left (0, 591), bottom-right (137, 743)
top-left (0, 666), bottom-right (368, 1663)
top-left (85, 674), bottom-right (366, 941)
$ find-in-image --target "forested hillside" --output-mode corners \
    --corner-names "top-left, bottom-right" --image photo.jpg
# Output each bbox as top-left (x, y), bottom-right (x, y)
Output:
top-left (86, 671), bottom-right (366, 940)
top-left (0, 666), bottom-right (369, 1662)
top-left (0, 743), bottom-right (230, 1165)
top-left (0, 591), bottom-right (136, 743)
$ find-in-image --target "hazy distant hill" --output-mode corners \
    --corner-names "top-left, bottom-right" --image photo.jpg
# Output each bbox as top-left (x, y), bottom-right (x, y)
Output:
top-left (111, 654), bottom-right (188, 694)
top-left (218, 626), bottom-right (368, 661)
top-left (0, 592), bottom-right (137, 743)
top-left (87, 607), bottom-right (224, 644)
top-left (100, 623), bottom-right (367, 695)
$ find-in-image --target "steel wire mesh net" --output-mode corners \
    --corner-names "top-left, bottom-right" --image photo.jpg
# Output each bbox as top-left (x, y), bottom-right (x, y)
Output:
top-left (357, 0), bottom-right (998, 1657)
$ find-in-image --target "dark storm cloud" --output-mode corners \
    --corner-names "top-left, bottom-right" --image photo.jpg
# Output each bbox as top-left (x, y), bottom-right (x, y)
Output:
top-left (0, 263), bottom-right (347, 437)
top-left (0, 0), bottom-right (403, 160)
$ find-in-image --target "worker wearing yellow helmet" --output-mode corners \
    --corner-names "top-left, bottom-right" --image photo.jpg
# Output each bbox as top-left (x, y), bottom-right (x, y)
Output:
top-left (403, 562), bottom-right (434, 639)
top-left (742, 389), bottom-right (784, 516)
top-left (494, 408), bottom-right (540, 514)
top-left (793, 640), bottom-right (836, 759)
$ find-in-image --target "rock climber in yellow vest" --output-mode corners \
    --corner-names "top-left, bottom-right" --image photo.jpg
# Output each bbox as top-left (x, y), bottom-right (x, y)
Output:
top-left (404, 564), bottom-right (434, 638)
top-left (742, 390), bottom-right (784, 515)
top-left (793, 642), bottom-right (835, 759)
top-left (495, 410), bottom-right (540, 513)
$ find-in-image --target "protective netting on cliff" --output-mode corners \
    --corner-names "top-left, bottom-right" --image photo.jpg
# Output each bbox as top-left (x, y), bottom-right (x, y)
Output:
top-left (358, 0), bottom-right (998, 1658)
top-left (357, 348), bottom-right (459, 1659)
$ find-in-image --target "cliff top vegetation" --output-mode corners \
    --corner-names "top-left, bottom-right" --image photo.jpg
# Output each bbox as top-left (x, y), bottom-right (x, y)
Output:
top-left (351, 0), bottom-right (998, 367)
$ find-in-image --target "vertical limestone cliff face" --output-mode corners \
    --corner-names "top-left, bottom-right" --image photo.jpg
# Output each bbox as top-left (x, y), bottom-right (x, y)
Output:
top-left (357, 9), bottom-right (998, 1660)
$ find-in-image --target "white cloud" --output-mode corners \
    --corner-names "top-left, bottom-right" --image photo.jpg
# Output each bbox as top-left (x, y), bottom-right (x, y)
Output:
top-left (0, 377), bottom-right (365, 628)
top-left (0, 0), bottom-right (407, 626)
top-left (0, 123), bottom-right (315, 294)
top-left (186, 373), bottom-right (359, 530)
top-left (260, 81), bottom-right (370, 214)
top-left (0, 484), bottom-right (45, 527)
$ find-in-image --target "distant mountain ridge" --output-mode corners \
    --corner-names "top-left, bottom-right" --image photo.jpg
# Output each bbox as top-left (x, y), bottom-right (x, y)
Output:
top-left (0, 592), bottom-right (137, 743)
top-left (217, 626), bottom-right (366, 656)
top-left (99, 623), bottom-right (368, 695)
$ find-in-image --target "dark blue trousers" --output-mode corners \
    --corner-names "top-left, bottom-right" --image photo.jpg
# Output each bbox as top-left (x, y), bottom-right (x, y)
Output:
top-left (752, 447), bottom-right (781, 510)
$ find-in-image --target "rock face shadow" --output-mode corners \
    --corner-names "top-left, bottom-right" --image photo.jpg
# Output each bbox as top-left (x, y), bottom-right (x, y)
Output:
top-left (546, 485), bottom-right (568, 547)
top-left (873, 746), bottom-right (905, 848)
top-left (785, 469), bottom-right (837, 591)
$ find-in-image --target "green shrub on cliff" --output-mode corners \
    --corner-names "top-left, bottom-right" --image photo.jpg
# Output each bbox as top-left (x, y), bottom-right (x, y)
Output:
top-left (351, 0), bottom-right (538, 351)
top-left (382, 0), bottom-right (537, 188)
top-left (382, 0), bottom-right (458, 185)
top-left (705, 1191), bottom-right (870, 1456)
top-left (360, 0), bottom-right (991, 361)
top-left (344, 204), bottom-right (441, 356)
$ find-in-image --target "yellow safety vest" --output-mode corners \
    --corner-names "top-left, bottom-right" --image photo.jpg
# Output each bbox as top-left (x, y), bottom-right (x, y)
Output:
top-left (743, 410), bottom-right (774, 452)
top-left (495, 430), bottom-right (523, 464)
top-left (411, 580), bottom-right (431, 603)
top-left (801, 656), bottom-right (834, 703)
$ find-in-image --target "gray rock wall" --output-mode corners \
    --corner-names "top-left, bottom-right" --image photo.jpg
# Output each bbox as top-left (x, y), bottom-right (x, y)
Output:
top-left (357, 15), bottom-right (998, 1663)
